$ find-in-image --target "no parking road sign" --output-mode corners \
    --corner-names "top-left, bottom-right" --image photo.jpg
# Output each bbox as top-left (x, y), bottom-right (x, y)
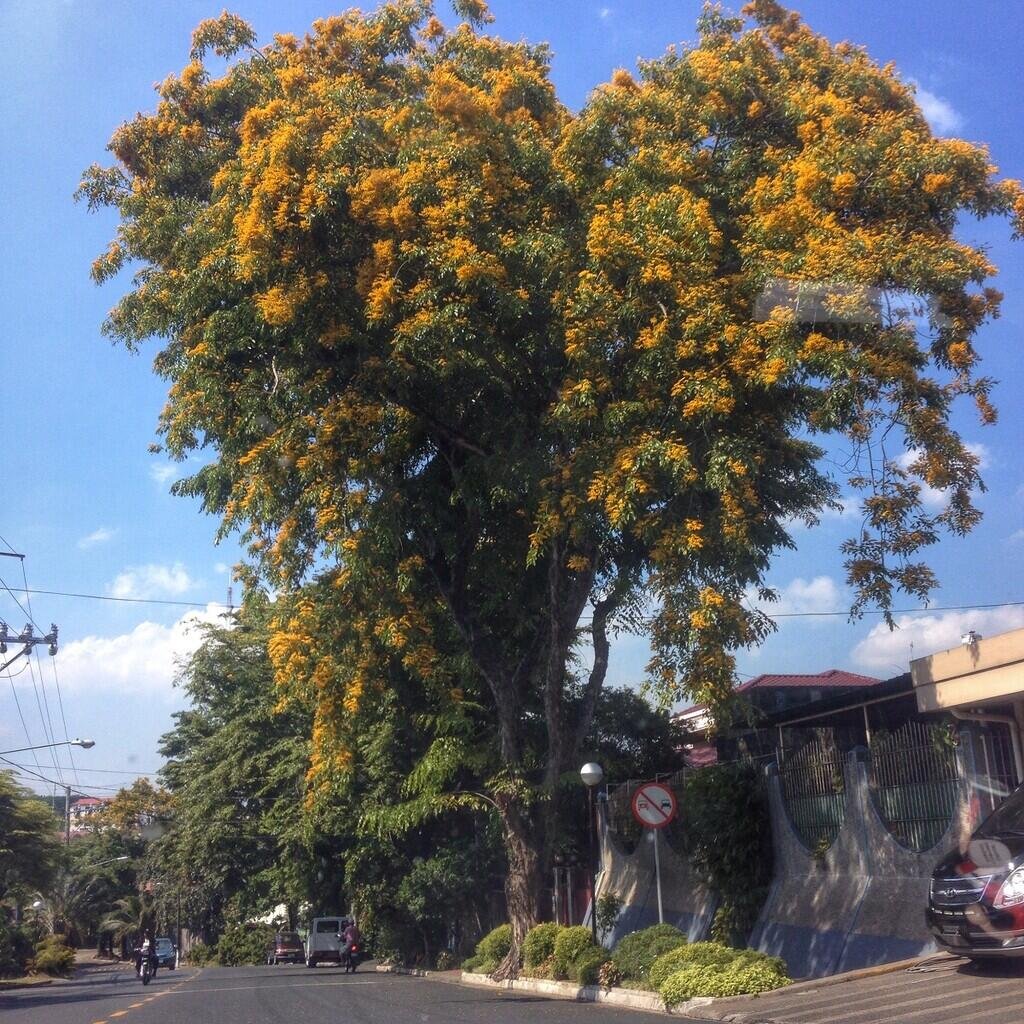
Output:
top-left (631, 782), bottom-right (677, 830)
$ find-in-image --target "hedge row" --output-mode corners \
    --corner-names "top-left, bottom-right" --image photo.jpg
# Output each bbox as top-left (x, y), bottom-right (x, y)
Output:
top-left (463, 922), bottom-right (791, 1008)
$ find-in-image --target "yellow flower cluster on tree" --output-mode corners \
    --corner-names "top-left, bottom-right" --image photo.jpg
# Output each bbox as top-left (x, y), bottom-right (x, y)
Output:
top-left (82, 0), bottom-right (1024, 940)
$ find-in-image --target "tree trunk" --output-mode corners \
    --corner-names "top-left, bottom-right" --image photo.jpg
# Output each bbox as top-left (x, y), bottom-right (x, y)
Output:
top-left (491, 794), bottom-right (543, 980)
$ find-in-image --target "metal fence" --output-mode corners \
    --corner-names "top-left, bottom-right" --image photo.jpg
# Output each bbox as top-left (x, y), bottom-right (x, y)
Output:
top-left (867, 720), bottom-right (960, 852)
top-left (779, 732), bottom-right (846, 852)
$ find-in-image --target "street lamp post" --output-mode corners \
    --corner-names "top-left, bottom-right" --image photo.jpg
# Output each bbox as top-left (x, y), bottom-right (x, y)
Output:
top-left (0, 739), bottom-right (95, 755)
top-left (579, 762), bottom-right (604, 944)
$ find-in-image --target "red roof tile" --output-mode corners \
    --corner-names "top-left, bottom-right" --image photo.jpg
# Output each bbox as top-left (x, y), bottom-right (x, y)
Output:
top-left (673, 668), bottom-right (882, 720)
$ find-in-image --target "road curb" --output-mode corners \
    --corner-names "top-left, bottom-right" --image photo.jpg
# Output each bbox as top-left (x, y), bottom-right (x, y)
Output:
top-left (458, 969), bottom-right (714, 1016)
top-left (0, 978), bottom-right (54, 991)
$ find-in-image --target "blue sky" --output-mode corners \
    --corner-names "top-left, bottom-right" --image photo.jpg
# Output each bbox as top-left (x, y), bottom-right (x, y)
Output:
top-left (1, 0), bottom-right (1022, 795)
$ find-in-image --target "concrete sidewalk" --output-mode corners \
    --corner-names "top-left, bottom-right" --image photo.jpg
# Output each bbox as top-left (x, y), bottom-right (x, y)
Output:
top-left (682, 953), bottom-right (1024, 1024)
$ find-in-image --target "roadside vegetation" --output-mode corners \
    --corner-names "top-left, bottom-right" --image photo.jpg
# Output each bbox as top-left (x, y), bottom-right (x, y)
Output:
top-left (468, 921), bottom-right (791, 1007)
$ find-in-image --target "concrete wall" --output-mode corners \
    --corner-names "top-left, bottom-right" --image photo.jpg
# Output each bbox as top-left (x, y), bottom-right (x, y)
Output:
top-left (748, 742), bottom-right (975, 979)
top-left (595, 803), bottom-right (717, 947)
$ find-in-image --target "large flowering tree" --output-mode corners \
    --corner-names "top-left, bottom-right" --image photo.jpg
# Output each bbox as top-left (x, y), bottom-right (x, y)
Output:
top-left (81, 0), bottom-right (1022, 967)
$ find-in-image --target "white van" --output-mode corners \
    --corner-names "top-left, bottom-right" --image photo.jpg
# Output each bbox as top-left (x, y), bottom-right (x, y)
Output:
top-left (306, 917), bottom-right (344, 967)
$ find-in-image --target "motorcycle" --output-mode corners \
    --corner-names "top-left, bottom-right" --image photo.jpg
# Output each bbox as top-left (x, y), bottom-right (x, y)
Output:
top-left (135, 950), bottom-right (157, 985)
top-left (341, 943), bottom-right (362, 974)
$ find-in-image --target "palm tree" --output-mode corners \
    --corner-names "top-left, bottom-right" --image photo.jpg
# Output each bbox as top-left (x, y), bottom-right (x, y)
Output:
top-left (100, 895), bottom-right (155, 957)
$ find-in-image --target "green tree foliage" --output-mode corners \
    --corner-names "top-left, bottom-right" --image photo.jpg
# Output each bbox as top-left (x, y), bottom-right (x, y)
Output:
top-left (81, 0), bottom-right (1024, 964)
top-left (679, 762), bottom-right (772, 945)
top-left (215, 923), bottom-right (274, 966)
top-left (48, 831), bottom-right (141, 950)
top-left (89, 779), bottom-right (175, 835)
top-left (100, 894), bottom-right (156, 948)
top-left (0, 771), bottom-right (61, 906)
top-left (150, 598), bottom-right (326, 940)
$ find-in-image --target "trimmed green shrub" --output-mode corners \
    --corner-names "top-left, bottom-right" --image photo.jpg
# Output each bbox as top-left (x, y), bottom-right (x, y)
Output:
top-left (187, 942), bottom-right (214, 966)
top-left (730, 961), bottom-right (792, 994)
top-left (728, 948), bottom-right (787, 974)
top-left (32, 936), bottom-right (75, 977)
top-left (527, 953), bottom-right (557, 980)
top-left (658, 951), bottom-right (791, 1008)
top-left (648, 941), bottom-right (736, 989)
top-left (523, 922), bottom-right (562, 969)
top-left (216, 924), bottom-right (274, 966)
top-left (463, 924), bottom-right (512, 975)
top-left (552, 925), bottom-right (597, 979)
top-left (611, 923), bottom-right (686, 984)
top-left (571, 948), bottom-right (608, 986)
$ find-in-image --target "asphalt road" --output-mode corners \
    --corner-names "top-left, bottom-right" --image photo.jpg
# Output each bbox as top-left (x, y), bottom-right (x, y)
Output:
top-left (0, 961), bottom-right (717, 1024)
top-left (6, 955), bottom-right (1023, 1024)
top-left (693, 954), bottom-right (1024, 1024)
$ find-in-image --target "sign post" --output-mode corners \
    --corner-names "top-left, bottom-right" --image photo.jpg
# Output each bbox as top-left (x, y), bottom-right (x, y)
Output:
top-left (631, 782), bottom-right (677, 925)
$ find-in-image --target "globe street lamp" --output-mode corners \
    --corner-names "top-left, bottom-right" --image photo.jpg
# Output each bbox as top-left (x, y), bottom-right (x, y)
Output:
top-left (579, 762), bottom-right (604, 943)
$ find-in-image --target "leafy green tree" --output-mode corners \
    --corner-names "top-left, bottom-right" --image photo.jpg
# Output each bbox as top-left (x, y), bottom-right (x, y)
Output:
top-left (81, 0), bottom-right (1024, 967)
top-left (0, 771), bottom-right (61, 907)
top-left (100, 893), bottom-right (156, 951)
top-left (151, 598), bottom-right (323, 940)
top-left (46, 831), bottom-right (141, 949)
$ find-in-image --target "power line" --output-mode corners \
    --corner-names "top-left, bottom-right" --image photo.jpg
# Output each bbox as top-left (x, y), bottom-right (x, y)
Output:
top-left (1, 567), bottom-right (65, 786)
top-left (3, 761), bottom-right (163, 777)
top-left (7, 586), bottom-right (227, 610)
top-left (18, 555), bottom-right (79, 789)
top-left (0, 756), bottom-right (117, 795)
top-left (764, 599), bottom-right (1024, 619)
top-left (3, 663), bottom-right (44, 775)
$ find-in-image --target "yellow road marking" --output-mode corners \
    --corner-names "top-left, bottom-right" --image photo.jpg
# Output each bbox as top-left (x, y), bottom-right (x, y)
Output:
top-left (129, 1003), bottom-right (144, 1008)
top-left (110, 1013), bottom-right (129, 1019)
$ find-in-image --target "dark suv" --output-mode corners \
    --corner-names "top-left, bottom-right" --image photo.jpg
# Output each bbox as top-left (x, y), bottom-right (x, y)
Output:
top-left (267, 931), bottom-right (305, 965)
top-left (928, 787), bottom-right (1024, 958)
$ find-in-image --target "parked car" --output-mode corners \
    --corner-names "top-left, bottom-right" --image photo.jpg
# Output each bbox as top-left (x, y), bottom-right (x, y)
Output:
top-left (305, 917), bottom-right (344, 967)
top-left (154, 937), bottom-right (176, 969)
top-left (266, 931), bottom-right (305, 965)
top-left (928, 785), bottom-right (1024, 958)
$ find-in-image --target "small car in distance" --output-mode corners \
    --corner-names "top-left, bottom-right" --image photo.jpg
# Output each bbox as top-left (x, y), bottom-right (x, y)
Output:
top-left (266, 931), bottom-right (305, 965)
top-left (154, 937), bottom-right (176, 969)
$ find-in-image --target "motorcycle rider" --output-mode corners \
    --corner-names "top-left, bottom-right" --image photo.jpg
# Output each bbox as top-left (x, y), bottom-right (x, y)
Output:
top-left (134, 931), bottom-right (158, 979)
top-left (340, 918), bottom-right (362, 967)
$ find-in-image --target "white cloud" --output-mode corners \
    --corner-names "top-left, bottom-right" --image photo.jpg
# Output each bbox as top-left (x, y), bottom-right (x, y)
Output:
top-left (750, 575), bottom-right (845, 621)
top-left (149, 463), bottom-right (178, 485)
top-left (1009, 529), bottom-right (1024, 546)
top-left (914, 85), bottom-right (963, 135)
top-left (851, 606), bottom-right (1024, 673)
top-left (78, 527), bottom-right (115, 549)
top-left (598, 6), bottom-right (612, 19)
top-left (54, 604), bottom-right (227, 696)
top-left (108, 562), bottom-right (198, 600)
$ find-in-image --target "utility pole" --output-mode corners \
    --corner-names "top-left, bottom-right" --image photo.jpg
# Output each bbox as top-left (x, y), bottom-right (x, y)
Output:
top-left (0, 621), bottom-right (59, 672)
top-left (65, 785), bottom-right (72, 845)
